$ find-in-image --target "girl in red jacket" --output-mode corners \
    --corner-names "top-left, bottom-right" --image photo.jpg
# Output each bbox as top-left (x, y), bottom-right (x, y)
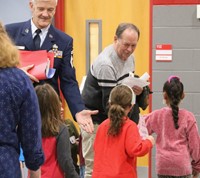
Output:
top-left (35, 84), bottom-right (79, 178)
top-left (92, 84), bottom-right (154, 178)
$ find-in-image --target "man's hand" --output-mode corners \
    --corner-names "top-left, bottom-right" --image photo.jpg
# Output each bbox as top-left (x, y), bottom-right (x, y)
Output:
top-left (29, 168), bottom-right (41, 178)
top-left (132, 85), bottom-right (143, 95)
top-left (20, 64), bottom-right (39, 83)
top-left (76, 110), bottom-right (98, 134)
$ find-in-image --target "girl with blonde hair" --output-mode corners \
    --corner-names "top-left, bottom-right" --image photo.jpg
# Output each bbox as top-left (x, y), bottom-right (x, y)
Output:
top-left (0, 21), bottom-right (44, 178)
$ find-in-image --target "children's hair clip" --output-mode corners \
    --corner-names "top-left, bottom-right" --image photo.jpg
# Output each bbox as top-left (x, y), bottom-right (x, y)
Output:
top-left (167, 75), bottom-right (180, 83)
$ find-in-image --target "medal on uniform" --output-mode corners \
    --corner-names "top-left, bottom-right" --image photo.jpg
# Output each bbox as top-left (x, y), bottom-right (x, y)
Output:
top-left (49, 44), bottom-right (63, 58)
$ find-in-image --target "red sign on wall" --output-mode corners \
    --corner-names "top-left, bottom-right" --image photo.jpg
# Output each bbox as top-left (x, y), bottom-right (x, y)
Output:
top-left (155, 44), bottom-right (172, 62)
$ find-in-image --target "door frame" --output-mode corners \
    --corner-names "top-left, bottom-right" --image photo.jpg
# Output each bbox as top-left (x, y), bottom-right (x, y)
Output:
top-left (148, 1), bottom-right (200, 177)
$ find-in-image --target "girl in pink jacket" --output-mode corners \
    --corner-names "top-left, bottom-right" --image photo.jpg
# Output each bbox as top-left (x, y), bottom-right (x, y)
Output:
top-left (145, 76), bottom-right (200, 178)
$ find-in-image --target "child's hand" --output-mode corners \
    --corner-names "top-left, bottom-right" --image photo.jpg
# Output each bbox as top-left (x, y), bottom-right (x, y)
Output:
top-left (193, 172), bottom-right (199, 178)
top-left (147, 135), bottom-right (155, 145)
top-left (193, 174), bottom-right (199, 178)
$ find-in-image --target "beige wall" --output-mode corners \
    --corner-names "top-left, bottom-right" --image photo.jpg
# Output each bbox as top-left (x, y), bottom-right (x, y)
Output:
top-left (64, 0), bottom-right (150, 166)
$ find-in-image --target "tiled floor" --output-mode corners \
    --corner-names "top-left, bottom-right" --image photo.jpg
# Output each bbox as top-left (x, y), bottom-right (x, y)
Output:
top-left (22, 165), bottom-right (149, 177)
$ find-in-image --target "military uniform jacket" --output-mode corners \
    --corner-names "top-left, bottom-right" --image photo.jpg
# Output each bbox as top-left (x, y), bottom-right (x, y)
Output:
top-left (5, 20), bottom-right (85, 118)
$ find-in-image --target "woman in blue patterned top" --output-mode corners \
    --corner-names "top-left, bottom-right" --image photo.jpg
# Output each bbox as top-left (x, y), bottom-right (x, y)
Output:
top-left (0, 21), bottom-right (44, 178)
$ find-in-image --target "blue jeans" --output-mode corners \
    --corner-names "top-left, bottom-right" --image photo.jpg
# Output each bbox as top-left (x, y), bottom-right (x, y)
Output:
top-left (79, 165), bottom-right (85, 178)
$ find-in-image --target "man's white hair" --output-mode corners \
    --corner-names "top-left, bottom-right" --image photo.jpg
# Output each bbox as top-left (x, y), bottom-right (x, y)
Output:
top-left (31, 0), bottom-right (58, 4)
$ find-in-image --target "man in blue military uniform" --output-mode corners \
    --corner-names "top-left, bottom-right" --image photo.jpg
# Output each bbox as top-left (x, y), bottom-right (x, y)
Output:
top-left (5, 0), bottom-right (97, 131)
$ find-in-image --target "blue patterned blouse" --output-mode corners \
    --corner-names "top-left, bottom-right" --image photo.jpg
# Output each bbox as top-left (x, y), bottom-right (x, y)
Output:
top-left (0, 67), bottom-right (44, 178)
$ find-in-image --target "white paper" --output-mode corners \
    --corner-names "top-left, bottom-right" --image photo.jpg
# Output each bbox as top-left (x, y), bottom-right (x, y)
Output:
top-left (122, 76), bottom-right (150, 88)
top-left (140, 72), bottom-right (150, 81)
top-left (45, 58), bottom-right (50, 77)
top-left (79, 76), bottom-right (87, 94)
top-left (138, 115), bottom-right (149, 139)
top-left (45, 58), bottom-right (56, 79)
top-left (16, 45), bottom-right (25, 50)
